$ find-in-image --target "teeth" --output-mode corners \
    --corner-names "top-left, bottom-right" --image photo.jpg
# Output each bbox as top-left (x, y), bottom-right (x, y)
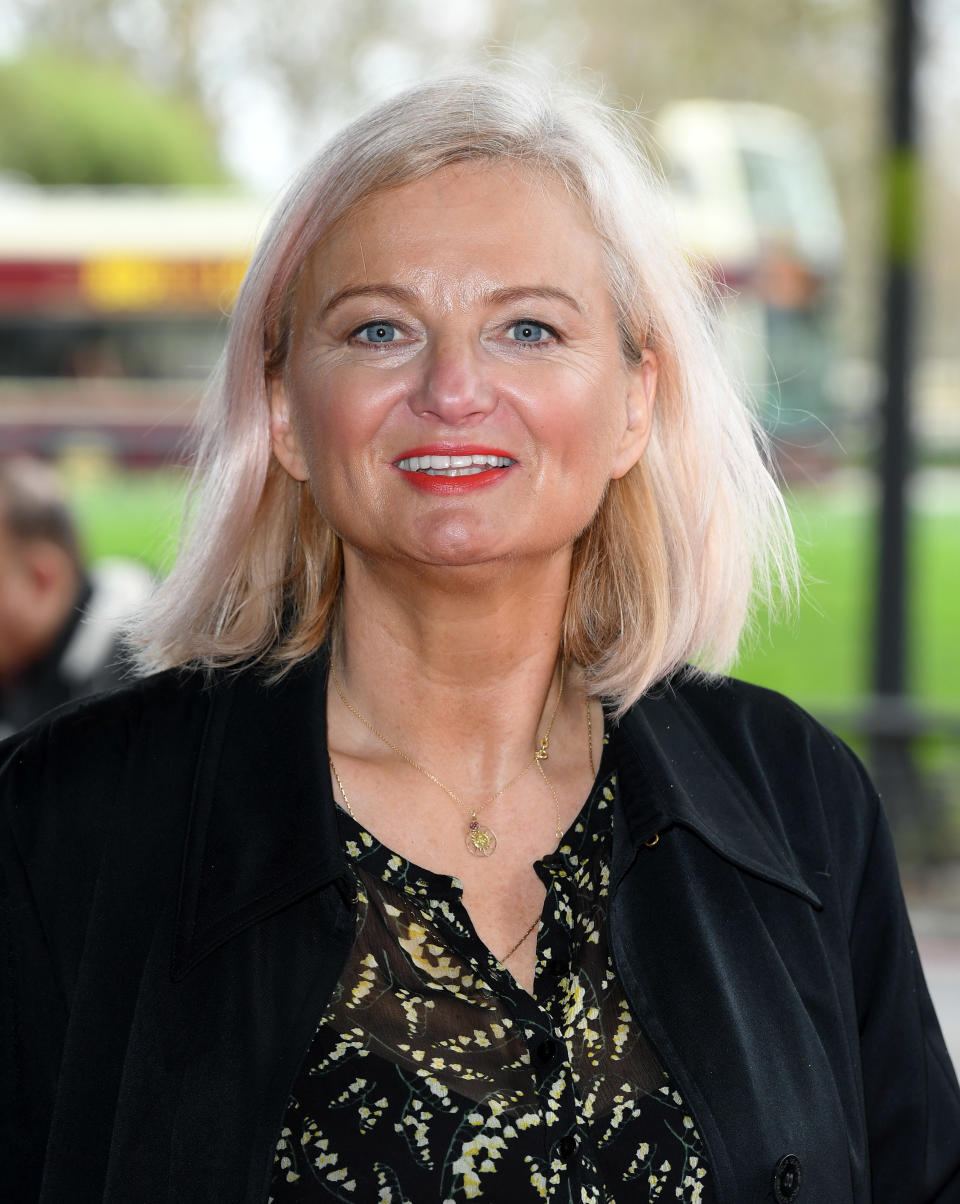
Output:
top-left (396, 453), bottom-right (513, 474)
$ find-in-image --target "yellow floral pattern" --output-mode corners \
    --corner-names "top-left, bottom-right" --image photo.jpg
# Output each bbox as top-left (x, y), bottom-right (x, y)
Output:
top-left (270, 738), bottom-right (709, 1202)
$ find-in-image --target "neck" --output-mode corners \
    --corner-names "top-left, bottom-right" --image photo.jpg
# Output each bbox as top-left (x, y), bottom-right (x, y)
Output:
top-left (330, 549), bottom-right (577, 790)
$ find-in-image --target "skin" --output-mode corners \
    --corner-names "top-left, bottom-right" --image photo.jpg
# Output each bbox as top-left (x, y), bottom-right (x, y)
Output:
top-left (0, 522), bottom-right (80, 682)
top-left (270, 161), bottom-right (657, 992)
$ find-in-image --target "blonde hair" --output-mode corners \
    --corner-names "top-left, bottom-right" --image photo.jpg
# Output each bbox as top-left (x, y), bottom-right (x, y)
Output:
top-left (131, 66), bottom-right (796, 714)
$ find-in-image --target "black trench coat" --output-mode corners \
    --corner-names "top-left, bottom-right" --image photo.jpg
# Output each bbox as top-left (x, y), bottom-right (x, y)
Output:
top-left (2, 652), bottom-right (959, 1202)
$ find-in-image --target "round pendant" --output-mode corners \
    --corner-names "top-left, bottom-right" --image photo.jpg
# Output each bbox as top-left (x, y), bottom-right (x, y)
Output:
top-left (466, 819), bottom-right (498, 857)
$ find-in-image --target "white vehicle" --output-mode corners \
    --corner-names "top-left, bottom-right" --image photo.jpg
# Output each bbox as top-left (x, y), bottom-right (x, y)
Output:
top-left (657, 101), bottom-right (844, 446)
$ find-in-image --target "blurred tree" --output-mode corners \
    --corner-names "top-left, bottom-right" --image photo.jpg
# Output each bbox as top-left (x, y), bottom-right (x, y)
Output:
top-left (0, 50), bottom-right (230, 186)
top-left (4, 0), bottom-right (491, 152)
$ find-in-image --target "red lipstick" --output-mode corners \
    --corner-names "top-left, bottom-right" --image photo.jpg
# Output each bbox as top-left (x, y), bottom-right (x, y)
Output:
top-left (392, 444), bottom-right (516, 495)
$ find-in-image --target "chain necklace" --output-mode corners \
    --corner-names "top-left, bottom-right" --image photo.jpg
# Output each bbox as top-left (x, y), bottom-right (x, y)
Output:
top-left (329, 688), bottom-right (600, 969)
top-left (329, 659), bottom-right (565, 857)
top-left (330, 750), bottom-right (542, 966)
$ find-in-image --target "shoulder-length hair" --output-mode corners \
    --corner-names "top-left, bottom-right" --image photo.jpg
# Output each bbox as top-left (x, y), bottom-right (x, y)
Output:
top-left (131, 66), bottom-right (796, 714)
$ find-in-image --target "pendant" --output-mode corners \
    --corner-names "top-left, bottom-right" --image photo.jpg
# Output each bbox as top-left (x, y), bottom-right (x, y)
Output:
top-left (466, 815), bottom-right (498, 857)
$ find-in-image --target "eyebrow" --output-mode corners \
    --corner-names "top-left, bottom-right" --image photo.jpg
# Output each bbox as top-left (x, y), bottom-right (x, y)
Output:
top-left (318, 284), bottom-right (415, 320)
top-left (485, 286), bottom-right (582, 314)
top-left (317, 282), bottom-right (583, 319)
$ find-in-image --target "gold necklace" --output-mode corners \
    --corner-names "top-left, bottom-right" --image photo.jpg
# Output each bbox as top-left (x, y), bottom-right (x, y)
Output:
top-left (501, 913), bottom-right (540, 962)
top-left (586, 696), bottom-right (596, 778)
top-left (330, 686), bottom-right (600, 972)
top-left (329, 756), bottom-right (541, 966)
top-left (329, 659), bottom-right (565, 857)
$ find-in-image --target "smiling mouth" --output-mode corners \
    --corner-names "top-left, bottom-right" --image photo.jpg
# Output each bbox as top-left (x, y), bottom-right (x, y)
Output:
top-left (394, 453), bottom-right (515, 477)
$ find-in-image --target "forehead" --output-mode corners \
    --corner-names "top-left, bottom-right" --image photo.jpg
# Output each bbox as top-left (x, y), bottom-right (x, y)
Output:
top-left (299, 161), bottom-right (611, 309)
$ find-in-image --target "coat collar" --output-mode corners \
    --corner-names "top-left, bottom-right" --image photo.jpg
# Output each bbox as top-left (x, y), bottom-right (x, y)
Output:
top-left (610, 683), bottom-right (821, 908)
top-left (172, 659), bottom-right (819, 978)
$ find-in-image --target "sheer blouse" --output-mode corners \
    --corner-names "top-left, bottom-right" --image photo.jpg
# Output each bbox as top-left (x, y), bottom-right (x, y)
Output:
top-left (270, 737), bottom-right (710, 1203)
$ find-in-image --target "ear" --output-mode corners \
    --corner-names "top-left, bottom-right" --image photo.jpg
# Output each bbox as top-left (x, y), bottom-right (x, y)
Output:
top-left (267, 375), bottom-right (310, 482)
top-left (610, 349), bottom-right (658, 480)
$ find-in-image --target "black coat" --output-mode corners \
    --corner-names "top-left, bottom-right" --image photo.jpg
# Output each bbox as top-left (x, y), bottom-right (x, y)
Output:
top-left (2, 654), bottom-right (958, 1202)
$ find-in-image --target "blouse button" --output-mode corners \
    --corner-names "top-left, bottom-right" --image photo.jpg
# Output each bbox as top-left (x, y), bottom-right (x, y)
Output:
top-left (773, 1154), bottom-right (802, 1203)
top-left (534, 1038), bottom-right (558, 1065)
top-left (556, 1133), bottom-right (579, 1160)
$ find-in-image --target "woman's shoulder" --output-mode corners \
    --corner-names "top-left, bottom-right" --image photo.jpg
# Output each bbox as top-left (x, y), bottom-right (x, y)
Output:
top-left (620, 670), bottom-right (883, 875)
top-left (1, 664), bottom-right (210, 777)
top-left (0, 663), bottom-right (267, 869)
top-left (0, 653), bottom-right (325, 845)
top-left (0, 653), bottom-right (304, 770)
top-left (636, 668), bottom-right (866, 781)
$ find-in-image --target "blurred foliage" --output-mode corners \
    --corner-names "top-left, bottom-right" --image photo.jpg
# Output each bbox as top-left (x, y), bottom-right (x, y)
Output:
top-left (0, 50), bottom-right (230, 185)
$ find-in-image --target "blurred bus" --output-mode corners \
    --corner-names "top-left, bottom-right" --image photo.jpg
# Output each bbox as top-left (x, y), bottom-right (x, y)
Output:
top-left (2, 108), bottom-right (842, 469)
top-left (657, 101), bottom-right (844, 464)
top-left (0, 184), bottom-right (267, 464)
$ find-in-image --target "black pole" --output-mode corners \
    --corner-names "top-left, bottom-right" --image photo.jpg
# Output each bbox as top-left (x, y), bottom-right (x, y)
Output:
top-left (870, 0), bottom-right (920, 832)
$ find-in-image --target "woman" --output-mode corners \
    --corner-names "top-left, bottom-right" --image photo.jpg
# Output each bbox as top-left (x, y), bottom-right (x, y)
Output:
top-left (2, 70), bottom-right (958, 1204)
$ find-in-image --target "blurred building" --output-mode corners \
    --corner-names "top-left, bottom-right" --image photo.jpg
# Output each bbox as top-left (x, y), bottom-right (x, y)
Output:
top-left (0, 111), bottom-right (845, 474)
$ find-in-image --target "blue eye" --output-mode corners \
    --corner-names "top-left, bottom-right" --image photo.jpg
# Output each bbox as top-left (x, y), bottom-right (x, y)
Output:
top-left (510, 321), bottom-right (550, 343)
top-left (354, 321), bottom-right (397, 344)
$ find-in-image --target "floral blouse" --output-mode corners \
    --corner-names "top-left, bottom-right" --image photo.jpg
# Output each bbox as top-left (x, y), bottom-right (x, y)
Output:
top-left (270, 739), bottom-right (710, 1203)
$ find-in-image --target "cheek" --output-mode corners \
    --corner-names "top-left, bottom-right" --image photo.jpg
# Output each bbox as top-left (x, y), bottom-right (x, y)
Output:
top-left (291, 367), bottom-right (406, 467)
top-left (535, 368), bottom-right (630, 474)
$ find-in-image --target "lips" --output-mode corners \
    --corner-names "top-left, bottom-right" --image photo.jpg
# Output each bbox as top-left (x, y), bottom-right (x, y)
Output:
top-left (393, 446), bottom-right (516, 493)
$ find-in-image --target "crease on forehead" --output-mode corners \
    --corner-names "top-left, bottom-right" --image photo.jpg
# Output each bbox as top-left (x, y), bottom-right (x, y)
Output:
top-left (306, 166), bottom-right (604, 319)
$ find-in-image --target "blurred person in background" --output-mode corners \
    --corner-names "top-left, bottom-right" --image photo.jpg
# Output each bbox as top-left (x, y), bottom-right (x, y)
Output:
top-left (0, 456), bottom-right (151, 737)
top-left (2, 70), bottom-right (958, 1204)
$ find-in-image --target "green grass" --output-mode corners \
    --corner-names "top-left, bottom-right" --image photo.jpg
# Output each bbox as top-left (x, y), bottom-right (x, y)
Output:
top-left (67, 466), bottom-right (188, 576)
top-left (734, 481), bottom-right (960, 711)
top-left (64, 467), bottom-right (960, 713)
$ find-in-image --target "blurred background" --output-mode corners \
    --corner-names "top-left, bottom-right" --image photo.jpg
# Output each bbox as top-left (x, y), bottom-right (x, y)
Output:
top-left (0, 3), bottom-right (957, 913)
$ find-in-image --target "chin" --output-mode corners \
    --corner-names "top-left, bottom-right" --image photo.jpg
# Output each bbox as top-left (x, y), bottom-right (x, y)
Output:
top-left (406, 513), bottom-right (508, 564)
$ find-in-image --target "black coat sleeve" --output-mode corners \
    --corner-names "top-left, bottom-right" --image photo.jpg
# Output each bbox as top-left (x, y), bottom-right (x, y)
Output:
top-left (0, 704), bottom-right (125, 1201)
top-left (1, 742), bottom-right (65, 1199)
top-left (844, 767), bottom-right (960, 1201)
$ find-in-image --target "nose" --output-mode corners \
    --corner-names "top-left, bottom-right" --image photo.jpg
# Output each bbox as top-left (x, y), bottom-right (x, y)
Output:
top-left (411, 335), bottom-right (497, 424)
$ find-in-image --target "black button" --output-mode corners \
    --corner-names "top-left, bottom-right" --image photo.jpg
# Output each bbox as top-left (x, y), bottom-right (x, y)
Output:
top-left (773, 1154), bottom-right (802, 1203)
top-left (534, 1039), bottom-right (558, 1064)
top-left (556, 1133), bottom-right (579, 1160)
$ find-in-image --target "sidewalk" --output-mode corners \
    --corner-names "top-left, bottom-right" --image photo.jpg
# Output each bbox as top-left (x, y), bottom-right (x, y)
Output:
top-left (905, 862), bottom-right (960, 1072)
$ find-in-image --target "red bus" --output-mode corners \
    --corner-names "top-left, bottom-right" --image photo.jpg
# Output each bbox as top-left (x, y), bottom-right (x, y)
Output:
top-left (0, 184), bottom-right (268, 464)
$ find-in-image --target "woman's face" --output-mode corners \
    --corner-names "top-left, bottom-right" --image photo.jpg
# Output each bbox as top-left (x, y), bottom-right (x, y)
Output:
top-left (270, 161), bottom-right (657, 574)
